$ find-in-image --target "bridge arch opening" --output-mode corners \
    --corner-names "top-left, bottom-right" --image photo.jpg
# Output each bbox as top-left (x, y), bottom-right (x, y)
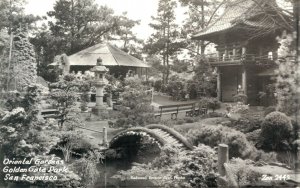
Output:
top-left (106, 132), bottom-right (161, 164)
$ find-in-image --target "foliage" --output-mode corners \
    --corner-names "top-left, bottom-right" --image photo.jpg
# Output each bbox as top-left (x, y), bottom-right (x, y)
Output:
top-left (0, 30), bottom-right (10, 90)
top-left (233, 94), bottom-right (248, 104)
top-left (31, 0), bottom-right (140, 82)
top-left (20, 154), bottom-right (83, 188)
top-left (145, 0), bottom-right (186, 84)
top-left (178, 0), bottom-right (224, 55)
top-left (164, 75), bottom-right (186, 100)
top-left (8, 29), bottom-right (37, 91)
top-left (171, 144), bottom-right (217, 188)
top-left (226, 102), bottom-right (250, 118)
top-left (206, 98), bottom-right (221, 112)
top-left (260, 111), bottom-right (293, 151)
top-left (224, 158), bottom-right (264, 187)
top-left (70, 151), bottom-right (102, 187)
top-left (114, 77), bottom-right (155, 128)
top-left (186, 124), bottom-right (254, 158)
top-left (192, 58), bottom-right (217, 97)
top-left (153, 79), bottom-right (163, 92)
top-left (171, 59), bottom-right (188, 73)
top-left (116, 144), bottom-right (217, 188)
top-left (228, 115), bottom-right (263, 134)
top-left (46, 0), bottom-right (134, 54)
top-left (0, 85), bottom-right (62, 160)
top-left (49, 74), bottom-right (89, 128)
top-left (54, 131), bottom-right (97, 162)
top-left (186, 81), bottom-right (198, 99)
top-left (275, 32), bottom-right (300, 115)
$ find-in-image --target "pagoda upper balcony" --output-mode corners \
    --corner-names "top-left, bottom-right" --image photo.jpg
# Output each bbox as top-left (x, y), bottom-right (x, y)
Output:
top-left (204, 53), bottom-right (277, 66)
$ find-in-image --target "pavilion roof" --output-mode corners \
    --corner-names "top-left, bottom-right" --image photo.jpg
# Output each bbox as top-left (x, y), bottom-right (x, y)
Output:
top-left (191, 0), bottom-right (286, 40)
top-left (63, 43), bottom-right (149, 68)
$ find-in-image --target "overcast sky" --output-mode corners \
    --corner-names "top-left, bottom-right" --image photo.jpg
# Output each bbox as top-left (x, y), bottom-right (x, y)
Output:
top-left (24, 0), bottom-right (187, 40)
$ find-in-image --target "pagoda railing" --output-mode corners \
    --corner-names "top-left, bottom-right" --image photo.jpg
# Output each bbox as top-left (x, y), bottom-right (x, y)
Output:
top-left (203, 53), bottom-right (277, 65)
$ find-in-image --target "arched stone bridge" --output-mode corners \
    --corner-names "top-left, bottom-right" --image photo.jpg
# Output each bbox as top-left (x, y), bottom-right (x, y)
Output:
top-left (109, 124), bottom-right (194, 150)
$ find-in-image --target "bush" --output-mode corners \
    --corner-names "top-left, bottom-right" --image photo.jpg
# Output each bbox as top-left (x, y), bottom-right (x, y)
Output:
top-left (198, 97), bottom-right (210, 108)
top-left (233, 94), bottom-right (248, 104)
top-left (260, 111), bottom-right (292, 151)
top-left (186, 124), bottom-right (253, 158)
top-left (153, 79), bottom-right (163, 92)
top-left (116, 144), bottom-right (217, 188)
top-left (115, 77), bottom-right (155, 128)
top-left (187, 81), bottom-right (198, 99)
top-left (207, 98), bottom-right (221, 112)
top-left (229, 115), bottom-right (263, 133)
top-left (164, 75), bottom-right (186, 101)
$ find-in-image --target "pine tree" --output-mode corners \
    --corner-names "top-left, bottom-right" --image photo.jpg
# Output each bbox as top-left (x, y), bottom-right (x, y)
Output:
top-left (145, 0), bottom-right (186, 83)
top-left (179, 0), bottom-right (225, 55)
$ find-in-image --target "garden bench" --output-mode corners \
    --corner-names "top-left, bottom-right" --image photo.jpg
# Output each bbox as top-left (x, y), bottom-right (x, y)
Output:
top-left (40, 109), bottom-right (60, 119)
top-left (154, 103), bottom-right (196, 119)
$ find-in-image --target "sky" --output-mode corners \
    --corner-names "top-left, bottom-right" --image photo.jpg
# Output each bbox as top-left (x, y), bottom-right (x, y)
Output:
top-left (24, 0), bottom-right (187, 40)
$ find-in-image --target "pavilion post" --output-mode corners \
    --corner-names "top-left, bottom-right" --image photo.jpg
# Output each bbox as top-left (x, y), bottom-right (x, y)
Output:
top-left (217, 67), bottom-right (221, 101)
top-left (242, 66), bottom-right (247, 96)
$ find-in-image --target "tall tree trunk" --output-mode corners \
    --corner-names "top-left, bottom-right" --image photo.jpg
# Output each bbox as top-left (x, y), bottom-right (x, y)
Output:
top-left (165, 18), bottom-right (170, 84)
top-left (70, 0), bottom-right (75, 53)
top-left (200, 0), bottom-right (205, 55)
top-left (162, 27), bottom-right (166, 84)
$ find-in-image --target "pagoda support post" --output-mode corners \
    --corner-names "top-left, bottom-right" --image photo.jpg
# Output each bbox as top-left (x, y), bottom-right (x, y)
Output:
top-left (242, 66), bottom-right (247, 96)
top-left (217, 67), bottom-right (221, 101)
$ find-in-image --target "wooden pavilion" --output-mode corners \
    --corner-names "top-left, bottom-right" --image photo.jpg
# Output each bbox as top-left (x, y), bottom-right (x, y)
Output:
top-left (50, 43), bottom-right (150, 79)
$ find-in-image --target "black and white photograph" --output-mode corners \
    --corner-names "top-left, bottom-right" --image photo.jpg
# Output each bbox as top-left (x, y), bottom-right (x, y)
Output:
top-left (0, 0), bottom-right (299, 187)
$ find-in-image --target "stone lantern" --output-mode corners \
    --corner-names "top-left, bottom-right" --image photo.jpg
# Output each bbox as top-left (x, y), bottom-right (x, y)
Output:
top-left (91, 57), bottom-right (109, 115)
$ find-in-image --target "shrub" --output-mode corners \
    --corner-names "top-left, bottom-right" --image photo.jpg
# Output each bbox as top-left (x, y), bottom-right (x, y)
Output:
top-left (115, 144), bottom-right (217, 188)
top-left (207, 98), bottom-right (221, 112)
top-left (233, 94), bottom-right (248, 104)
top-left (260, 111), bottom-right (292, 151)
top-left (115, 77), bottom-right (155, 128)
top-left (198, 97), bottom-right (210, 108)
top-left (229, 102), bottom-right (249, 114)
top-left (164, 75), bottom-right (186, 101)
top-left (153, 79), bottom-right (163, 92)
top-left (229, 115), bottom-right (263, 133)
top-left (186, 124), bottom-right (253, 158)
top-left (187, 81), bottom-right (198, 99)
top-left (224, 158), bottom-right (264, 187)
top-left (171, 144), bottom-right (217, 188)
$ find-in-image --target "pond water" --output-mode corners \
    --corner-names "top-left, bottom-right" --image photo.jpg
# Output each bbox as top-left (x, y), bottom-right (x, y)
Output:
top-left (95, 160), bottom-right (156, 188)
top-left (94, 135), bottom-right (161, 188)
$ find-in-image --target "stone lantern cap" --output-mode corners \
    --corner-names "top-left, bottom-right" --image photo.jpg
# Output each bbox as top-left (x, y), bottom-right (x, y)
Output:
top-left (90, 66), bottom-right (108, 73)
top-left (91, 57), bottom-right (108, 73)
